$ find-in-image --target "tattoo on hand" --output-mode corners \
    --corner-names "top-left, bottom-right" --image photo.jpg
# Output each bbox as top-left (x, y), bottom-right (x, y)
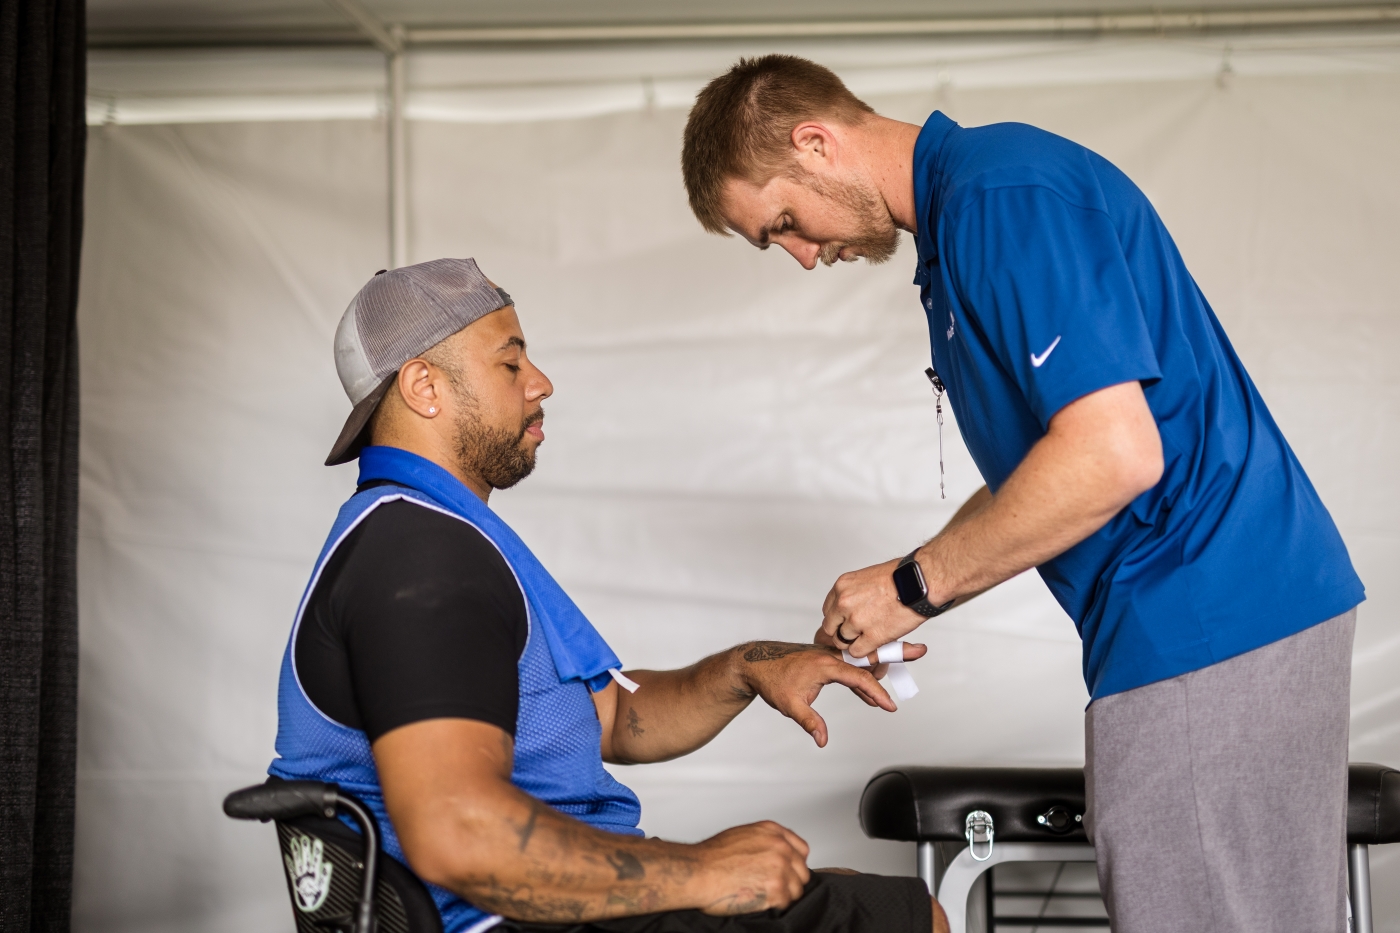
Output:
top-left (742, 642), bottom-right (817, 662)
top-left (606, 849), bottom-right (646, 881)
top-left (626, 707), bottom-right (645, 738)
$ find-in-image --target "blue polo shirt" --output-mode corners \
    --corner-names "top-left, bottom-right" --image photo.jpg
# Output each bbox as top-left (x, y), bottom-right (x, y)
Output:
top-left (912, 111), bottom-right (1363, 699)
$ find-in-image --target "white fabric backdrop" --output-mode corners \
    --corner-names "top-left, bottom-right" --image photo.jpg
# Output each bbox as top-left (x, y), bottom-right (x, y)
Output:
top-left (75, 34), bottom-right (1400, 932)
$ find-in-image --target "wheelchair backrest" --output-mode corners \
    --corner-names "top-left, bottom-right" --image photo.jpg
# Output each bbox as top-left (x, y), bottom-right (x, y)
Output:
top-left (274, 813), bottom-right (444, 933)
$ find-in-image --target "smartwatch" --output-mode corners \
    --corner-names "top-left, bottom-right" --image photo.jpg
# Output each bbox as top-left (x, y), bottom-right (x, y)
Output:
top-left (892, 549), bottom-right (956, 618)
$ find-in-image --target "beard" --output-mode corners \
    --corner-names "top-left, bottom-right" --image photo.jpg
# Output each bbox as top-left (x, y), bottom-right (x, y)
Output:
top-left (805, 173), bottom-right (902, 267)
top-left (452, 404), bottom-right (542, 491)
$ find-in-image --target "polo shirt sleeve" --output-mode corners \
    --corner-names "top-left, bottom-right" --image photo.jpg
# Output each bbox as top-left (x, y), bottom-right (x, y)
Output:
top-left (943, 184), bottom-right (1162, 428)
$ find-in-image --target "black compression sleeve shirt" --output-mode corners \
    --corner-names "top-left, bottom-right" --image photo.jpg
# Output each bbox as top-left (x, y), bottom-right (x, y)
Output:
top-left (295, 497), bottom-right (528, 742)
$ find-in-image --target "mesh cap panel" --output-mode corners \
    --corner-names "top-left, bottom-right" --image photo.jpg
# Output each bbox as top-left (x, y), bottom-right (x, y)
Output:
top-left (352, 258), bottom-right (508, 390)
top-left (326, 257), bottom-right (513, 465)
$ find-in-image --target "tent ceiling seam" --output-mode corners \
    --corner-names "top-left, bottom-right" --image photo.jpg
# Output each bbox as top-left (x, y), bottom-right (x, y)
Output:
top-left (88, 3), bottom-right (1400, 49)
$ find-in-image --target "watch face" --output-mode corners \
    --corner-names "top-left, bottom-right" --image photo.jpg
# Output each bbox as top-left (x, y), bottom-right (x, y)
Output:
top-left (892, 560), bottom-right (927, 607)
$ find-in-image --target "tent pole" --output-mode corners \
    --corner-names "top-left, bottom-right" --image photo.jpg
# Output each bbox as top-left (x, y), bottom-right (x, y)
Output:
top-left (322, 0), bottom-right (407, 268)
top-left (387, 28), bottom-right (407, 269)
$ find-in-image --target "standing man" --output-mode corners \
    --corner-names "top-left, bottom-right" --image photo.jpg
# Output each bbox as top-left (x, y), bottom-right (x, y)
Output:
top-left (681, 55), bottom-right (1364, 933)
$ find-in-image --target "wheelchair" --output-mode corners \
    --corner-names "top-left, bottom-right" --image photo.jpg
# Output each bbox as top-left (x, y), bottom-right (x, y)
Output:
top-left (228, 763), bottom-right (1399, 933)
top-left (223, 779), bottom-right (442, 933)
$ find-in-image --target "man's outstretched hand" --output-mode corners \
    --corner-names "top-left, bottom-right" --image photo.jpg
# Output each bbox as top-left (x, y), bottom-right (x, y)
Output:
top-left (737, 641), bottom-right (927, 747)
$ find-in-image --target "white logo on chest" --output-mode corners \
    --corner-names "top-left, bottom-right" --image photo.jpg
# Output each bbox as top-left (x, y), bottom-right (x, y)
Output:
top-left (285, 833), bottom-right (334, 912)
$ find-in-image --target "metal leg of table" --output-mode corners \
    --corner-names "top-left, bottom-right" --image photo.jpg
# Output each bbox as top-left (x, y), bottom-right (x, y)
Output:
top-left (924, 842), bottom-right (1096, 933)
top-left (1349, 843), bottom-right (1373, 933)
top-left (919, 838), bottom-right (1371, 933)
top-left (918, 841), bottom-right (938, 893)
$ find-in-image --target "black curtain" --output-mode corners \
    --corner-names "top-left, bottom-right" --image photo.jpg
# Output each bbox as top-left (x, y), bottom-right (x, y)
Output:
top-left (0, 0), bottom-right (84, 930)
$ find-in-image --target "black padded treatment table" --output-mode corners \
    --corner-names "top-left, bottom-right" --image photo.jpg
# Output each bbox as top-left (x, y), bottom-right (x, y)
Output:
top-left (861, 763), bottom-right (1400, 933)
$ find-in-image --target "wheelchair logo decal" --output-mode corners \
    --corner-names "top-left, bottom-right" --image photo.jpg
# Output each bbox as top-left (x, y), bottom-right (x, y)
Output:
top-left (284, 833), bottom-right (334, 913)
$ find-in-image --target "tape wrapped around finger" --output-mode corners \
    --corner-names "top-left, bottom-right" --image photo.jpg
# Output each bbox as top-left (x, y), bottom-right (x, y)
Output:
top-left (842, 642), bottom-right (919, 701)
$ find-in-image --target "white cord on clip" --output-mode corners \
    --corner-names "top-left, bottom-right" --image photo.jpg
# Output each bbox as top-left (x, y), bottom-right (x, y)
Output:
top-left (842, 641), bottom-right (920, 701)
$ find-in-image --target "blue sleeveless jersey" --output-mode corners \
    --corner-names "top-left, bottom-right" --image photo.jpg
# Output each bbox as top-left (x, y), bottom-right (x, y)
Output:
top-left (268, 450), bottom-right (642, 933)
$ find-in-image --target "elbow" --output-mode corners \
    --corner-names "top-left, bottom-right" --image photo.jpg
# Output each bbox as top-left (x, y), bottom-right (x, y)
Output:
top-left (402, 839), bottom-right (475, 893)
top-left (1109, 435), bottom-right (1164, 507)
top-left (395, 816), bottom-right (497, 894)
top-left (1049, 381), bottom-right (1164, 517)
top-left (411, 847), bottom-right (510, 900)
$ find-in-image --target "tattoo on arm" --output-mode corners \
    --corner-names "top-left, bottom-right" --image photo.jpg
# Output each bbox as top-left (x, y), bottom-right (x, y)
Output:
top-left (707, 891), bottom-right (769, 914)
top-left (515, 800), bottom-right (541, 852)
top-left (742, 642), bottom-right (819, 662)
top-left (474, 875), bottom-right (590, 922)
top-left (625, 707), bottom-right (645, 737)
top-left (606, 849), bottom-right (646, 881)
top-left (459, 796), bottom-right (700, 922)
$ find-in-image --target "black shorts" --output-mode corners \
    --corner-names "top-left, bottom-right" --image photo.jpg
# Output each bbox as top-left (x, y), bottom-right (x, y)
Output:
top-left (497, 871), bottom-right (931, 933)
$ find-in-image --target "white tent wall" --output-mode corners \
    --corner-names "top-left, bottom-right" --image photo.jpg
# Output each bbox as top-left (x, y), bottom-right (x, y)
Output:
top-left (75, 35), bottom-right (1400, 933)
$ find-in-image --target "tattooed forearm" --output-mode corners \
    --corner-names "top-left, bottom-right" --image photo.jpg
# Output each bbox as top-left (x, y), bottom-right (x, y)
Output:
top-left (452, 803), bottom-right (702, 923)
top-left (706, 890), bottom-right (769, 914)
top-left (469, 875), bottom-right (590, 922)
top-left (515, 799), bottom-right (541, 852)
top-left (626, 707), bottom-right (645, 737)
top-left (604, 887), bottom-right (670, 914)
top-left (741, 642), bottom-right (819, 662)
top-left (607, 849), bottom-right (646, 880)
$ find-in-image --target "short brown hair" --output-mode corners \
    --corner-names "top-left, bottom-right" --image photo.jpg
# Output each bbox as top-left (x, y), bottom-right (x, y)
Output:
top-left (682, 55), bottom-right (875, 235)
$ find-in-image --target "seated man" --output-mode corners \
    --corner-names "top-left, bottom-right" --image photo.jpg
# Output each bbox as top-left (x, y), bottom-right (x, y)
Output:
top-left (269, 258), bottom-right (945, 933)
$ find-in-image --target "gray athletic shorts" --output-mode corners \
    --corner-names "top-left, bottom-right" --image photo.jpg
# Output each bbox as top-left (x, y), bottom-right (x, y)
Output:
top-left (1085, 608), bottom-right (1356, 933)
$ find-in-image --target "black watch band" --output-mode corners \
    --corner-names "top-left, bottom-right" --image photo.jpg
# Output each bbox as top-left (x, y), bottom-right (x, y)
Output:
top-left (894, 549), bottom-right (956, 618)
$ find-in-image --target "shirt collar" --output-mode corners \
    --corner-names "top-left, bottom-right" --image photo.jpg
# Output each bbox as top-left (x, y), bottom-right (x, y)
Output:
top-left (357, 444), bottom-right (481, 512)
top-left (912, 111), bottom-right (958, 273)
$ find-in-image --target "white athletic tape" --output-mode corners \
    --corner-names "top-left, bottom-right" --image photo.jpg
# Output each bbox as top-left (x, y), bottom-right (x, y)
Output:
top-left (842, 641), bottom-right (920, 701)
top-left (609, 668), bottom-right (640, 693)
top-left (884, 661), bottom-right (920, 700)
top-left (876, 641), bottom-right (905, 665)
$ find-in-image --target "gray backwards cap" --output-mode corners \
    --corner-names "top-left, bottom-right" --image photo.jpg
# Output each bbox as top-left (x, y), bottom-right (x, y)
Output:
top-left (326, 257), bottom-right (512, 465)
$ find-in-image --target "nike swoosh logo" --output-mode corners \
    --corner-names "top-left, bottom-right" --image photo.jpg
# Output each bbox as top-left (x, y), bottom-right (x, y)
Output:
top-left (1030, 335), bottom-right (1062, 368)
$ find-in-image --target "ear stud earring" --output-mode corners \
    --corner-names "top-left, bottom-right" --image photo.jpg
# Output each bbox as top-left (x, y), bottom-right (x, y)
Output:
top-left (428, 407), bottom-right (437, 414)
